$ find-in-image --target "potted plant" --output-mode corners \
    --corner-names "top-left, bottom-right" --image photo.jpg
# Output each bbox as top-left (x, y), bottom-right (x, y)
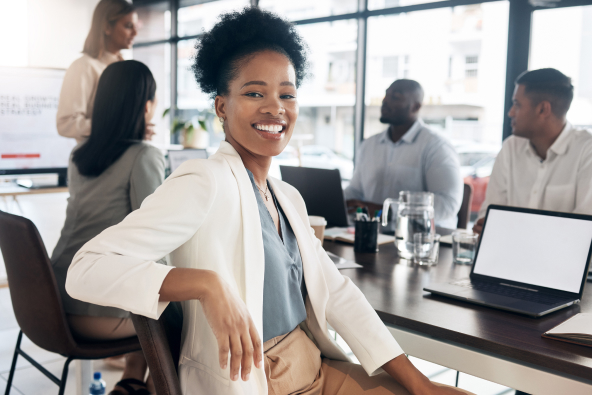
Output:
top-left (163, 108), bottom-right (211, 149)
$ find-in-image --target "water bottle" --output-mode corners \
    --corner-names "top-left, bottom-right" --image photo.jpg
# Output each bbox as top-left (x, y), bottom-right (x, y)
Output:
top-left (89, 372), bottom-right (106, 395)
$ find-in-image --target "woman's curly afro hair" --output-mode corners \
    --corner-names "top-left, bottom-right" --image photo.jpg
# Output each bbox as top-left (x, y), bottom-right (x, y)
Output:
top-left (192, 6), bottom-right (309, 99)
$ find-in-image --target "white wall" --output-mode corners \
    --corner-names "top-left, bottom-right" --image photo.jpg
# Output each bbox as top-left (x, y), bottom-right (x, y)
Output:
top-left (0, 0), bottom-right (99, 69)
top-left (28, 0), bottom-right (100, 69)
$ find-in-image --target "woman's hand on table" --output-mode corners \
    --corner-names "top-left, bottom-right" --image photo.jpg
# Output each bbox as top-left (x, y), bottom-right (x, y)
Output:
top-left (382, 354), bottom-right (470, 394)
top-left (159, 269), bottom-right (262, 382)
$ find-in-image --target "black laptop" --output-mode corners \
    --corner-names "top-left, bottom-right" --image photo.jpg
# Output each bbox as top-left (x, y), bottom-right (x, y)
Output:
top-left (424, 205), bottom-right (592, 317)
top-left (279, 166), bottom-right (349, 227)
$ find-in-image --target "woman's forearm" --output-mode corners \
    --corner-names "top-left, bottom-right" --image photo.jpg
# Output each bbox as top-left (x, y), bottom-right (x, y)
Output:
top-left (382, 354), bottom-right (432, 395)
top-left (159, 268), bottom-right (217, 302)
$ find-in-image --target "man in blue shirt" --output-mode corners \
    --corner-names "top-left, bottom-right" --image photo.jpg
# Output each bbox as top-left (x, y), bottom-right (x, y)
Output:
top-left (345, 79), bottom-right (463, 229)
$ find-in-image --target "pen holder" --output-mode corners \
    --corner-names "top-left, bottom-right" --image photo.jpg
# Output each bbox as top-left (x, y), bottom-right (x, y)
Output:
top-left (354, 221), bottom-right (379, 253)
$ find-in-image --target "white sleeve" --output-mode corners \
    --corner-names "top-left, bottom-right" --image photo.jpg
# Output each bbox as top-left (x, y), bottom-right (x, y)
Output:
top-left (478, 141), bottom-right (510, 219)
top-left (574, 139), bottom-right (592, 215)
top-left (344, 140), bottom-right (367, 201)
top-left (56, 59), bottom-right (94, 141)
top-left (424, 140), bottom-right (463, 224)
top-left (66, 161), bottom-right (217, 319)
top-left (308, 225), bottom-right (405, 376)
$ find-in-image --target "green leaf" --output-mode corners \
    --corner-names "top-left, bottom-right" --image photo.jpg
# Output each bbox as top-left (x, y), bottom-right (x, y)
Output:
top-left (162, 108), bottom-right (170, 118)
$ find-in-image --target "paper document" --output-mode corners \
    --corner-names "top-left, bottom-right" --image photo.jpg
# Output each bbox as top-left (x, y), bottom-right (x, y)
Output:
top-left (326, 251), bottom-right (363, 270)
top-left (542, 313), bottom-right (592, 347)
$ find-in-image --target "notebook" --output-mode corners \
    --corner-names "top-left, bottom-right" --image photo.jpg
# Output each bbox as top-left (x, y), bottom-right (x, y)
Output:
top-left (542, 313), bottom-right (592, 347)
top-left (324, 227), bottom-right (395, 245)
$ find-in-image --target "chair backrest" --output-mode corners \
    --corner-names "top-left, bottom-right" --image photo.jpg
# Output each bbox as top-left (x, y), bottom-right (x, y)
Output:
top-left (0, 210), bottom-right (77, 355)
top-left (457, 183), bottom-right (474, 229)
top-left (131, 302), bottom-right (183, 395)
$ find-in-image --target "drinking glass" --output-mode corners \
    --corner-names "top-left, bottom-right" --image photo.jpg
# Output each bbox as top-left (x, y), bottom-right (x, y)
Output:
top-left (452, 231), bottom-right (479, 264)
top-left (413, 233), bottom-right (440, 266)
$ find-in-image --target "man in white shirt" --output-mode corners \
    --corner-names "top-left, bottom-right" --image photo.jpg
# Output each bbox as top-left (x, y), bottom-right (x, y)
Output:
top-left (345, 79), bottom-right (462, 229)
top-left (474, 68), bottom-right (592, 234)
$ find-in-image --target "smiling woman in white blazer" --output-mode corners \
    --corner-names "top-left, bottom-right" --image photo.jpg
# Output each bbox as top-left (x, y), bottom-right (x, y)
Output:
top-left (66, 7), bottom-right (471, 395)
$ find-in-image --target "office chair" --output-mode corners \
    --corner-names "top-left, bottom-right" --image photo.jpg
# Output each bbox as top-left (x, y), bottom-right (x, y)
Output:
top-left (0, 210), bottom-right (141, 395)
top-left (457, 183), bottom-right (474, 229)
top-left (130, 302), bottom-right (183, 395)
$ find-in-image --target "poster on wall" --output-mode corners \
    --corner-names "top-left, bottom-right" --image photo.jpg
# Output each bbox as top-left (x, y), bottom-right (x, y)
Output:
top-left (0, 67), bottom-right (76, 174)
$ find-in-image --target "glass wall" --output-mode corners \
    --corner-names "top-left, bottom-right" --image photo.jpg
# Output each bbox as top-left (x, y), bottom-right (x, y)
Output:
top-left (275, 20), bottom-right (358, 180)
top-left (132, 44), bottom-right (172, 147)
top-left (530, 5), bottom-right (592, 128)
top-left (136, 1), bottom-right (171, 42)
top-left (259, 0), bottom-right (358, 20)
top-left (365, 2), bottom-right (510, 149)
top-left (178, 0), bottom-right (249, 36)
top-left (132, 0), bottom-right (592, 181)
top-left (369, 0), bottom-right (450, 10)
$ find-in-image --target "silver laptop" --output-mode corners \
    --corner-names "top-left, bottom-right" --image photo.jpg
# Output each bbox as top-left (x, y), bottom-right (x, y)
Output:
top-left (424, 205), bottom-right (592, 317)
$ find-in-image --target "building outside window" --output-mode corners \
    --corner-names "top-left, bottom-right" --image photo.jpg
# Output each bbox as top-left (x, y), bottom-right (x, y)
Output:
top-left (364, 1), bottom-right (509, 150)
top-left (530, 5), bottom-right (592, 129)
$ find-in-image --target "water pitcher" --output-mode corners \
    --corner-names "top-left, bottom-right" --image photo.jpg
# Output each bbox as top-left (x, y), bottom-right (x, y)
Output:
top-left (382, 191), bottom-right (435, 259)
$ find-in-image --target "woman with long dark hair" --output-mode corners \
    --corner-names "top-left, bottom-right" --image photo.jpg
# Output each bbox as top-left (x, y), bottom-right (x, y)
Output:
top-left (52, 60), bottom-right (164, 395)
top-left (67, 8), bottom-right (472, 395)
top-left (56, 0), bottom-right (143, 142)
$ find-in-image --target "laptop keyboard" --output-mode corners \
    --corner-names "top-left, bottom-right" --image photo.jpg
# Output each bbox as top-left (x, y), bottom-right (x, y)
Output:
top-left (452, 280), bottom-right (565, 305)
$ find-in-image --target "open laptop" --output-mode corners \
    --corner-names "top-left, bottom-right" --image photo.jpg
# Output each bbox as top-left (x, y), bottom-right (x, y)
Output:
top-left (424, 205), bottom-right (592, 317)
top-left (168, 149), bottom-right (208, 173)
top-left (280, 166), bottom-right (349, 227)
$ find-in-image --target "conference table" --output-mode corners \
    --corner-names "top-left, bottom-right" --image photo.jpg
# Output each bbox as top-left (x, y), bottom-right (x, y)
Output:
top-left (323, 231), bottom-right (592, 395)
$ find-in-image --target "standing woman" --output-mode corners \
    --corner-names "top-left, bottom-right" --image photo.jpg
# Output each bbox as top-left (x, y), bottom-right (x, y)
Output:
top-left (56, 0), bottom-right (137, 142)
top-left (67, 7), bottom-right (472, 395)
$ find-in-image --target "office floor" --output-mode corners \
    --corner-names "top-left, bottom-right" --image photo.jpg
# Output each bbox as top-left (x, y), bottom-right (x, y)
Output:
top-left (0, 192), bottom-right (513, 395)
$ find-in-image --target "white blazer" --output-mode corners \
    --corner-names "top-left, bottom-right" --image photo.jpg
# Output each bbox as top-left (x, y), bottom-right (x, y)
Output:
top-left (66, 141), bottom-right (404, 395)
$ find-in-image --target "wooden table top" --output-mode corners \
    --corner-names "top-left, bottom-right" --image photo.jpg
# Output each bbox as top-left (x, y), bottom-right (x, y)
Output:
top-left (0, 185), bottom-right (68, 197)
top-left (323, 236), bottom-right (592, 381)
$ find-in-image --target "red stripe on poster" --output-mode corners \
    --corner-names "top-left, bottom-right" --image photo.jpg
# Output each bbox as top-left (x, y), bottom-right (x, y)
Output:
top-left (1, 154), bottom-right (41, 159)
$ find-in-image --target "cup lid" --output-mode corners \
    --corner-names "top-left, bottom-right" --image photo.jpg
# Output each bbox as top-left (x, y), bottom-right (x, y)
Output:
top-left (308, 216), bottom-right (327, 226)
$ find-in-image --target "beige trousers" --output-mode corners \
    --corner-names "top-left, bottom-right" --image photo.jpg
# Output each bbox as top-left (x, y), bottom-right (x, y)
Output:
top-left (264, 326), bottom-right (475, 395)
top-left (67, 315), bottom-right (136, 341)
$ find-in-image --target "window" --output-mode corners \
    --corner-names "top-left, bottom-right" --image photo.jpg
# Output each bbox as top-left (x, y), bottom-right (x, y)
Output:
top-left (271, 20), bottom-right (358, 180)
top-left (382, 56), bottom-right (399, 79)
top-left (132, 44), bottom-right (171, 147)
top-left (364, 2), bottom-right (509, 147)
top-left (368, 0), bottom-right (449, 10)
top-left (530, 5), bottom-right (592, 128)
top-left (465, 55), bottom-right (479, 78)
top-left (135, 2), bottom-right (170, 42)
top-left (178, 0), bottom-right (249, 37)
top-left (259, 0), bottom-right (358, 21)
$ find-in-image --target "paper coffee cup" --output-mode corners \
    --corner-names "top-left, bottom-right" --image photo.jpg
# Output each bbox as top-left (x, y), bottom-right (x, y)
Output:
top-left (309, 215), bottom-right (327, 244)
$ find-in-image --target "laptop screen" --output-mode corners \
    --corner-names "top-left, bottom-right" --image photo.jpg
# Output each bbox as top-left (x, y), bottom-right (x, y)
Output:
top-left (474, 208), bottom-right (592, 293)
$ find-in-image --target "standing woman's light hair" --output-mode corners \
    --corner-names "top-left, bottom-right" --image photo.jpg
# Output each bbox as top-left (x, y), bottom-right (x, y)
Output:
top-left (83, 0), bottom-right (135, 59)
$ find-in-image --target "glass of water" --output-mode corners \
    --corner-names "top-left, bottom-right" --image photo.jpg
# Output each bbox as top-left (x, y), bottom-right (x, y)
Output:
top-left (413, 233), bottom-right (440, 265)
top-left (452, 231), bottom-right (479, 264)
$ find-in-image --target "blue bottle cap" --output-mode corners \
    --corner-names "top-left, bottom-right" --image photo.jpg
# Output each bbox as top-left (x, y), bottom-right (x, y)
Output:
top-left (93, 372), bottom-right (101, 380)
